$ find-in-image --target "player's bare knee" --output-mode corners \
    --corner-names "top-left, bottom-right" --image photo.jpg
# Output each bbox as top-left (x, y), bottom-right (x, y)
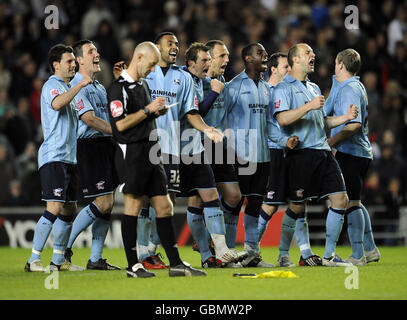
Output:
top-left (289, 202), bottom-right (306, 215)
top-left (188, 195), bottom-right (203, 208)
top-left (123, 195), bottom-right (143, 216)
top-left (62, 202), bottom-right (77, 216)
top-left (330, 192), bottom-right (349, 209)
top-left (155, 201), bottom-right (173, 217)
top-left (94, 195), bottom-right (114, 214)
top-left (46, 201), bottom-right (64, 215)
top-left (223, 192), bottom-right (242, 208)
top-left (261, 203), bottom-right (278, 216)
top-left (199, 189), bottom-right (219, 203)
top-left (347, 200), bottom-right (361, 209)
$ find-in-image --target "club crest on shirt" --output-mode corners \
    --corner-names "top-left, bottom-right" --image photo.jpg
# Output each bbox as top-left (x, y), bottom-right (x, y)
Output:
top-left (274, 99), bottom-right (281, 109)
top-left (53, 188), bottom-right (63, 197)
top-left (110, 100), bottom-right (124, 118)
top-left (296, 188), bottom-right (304, 198)
top-left (96, 181), bottom-right (105, 190)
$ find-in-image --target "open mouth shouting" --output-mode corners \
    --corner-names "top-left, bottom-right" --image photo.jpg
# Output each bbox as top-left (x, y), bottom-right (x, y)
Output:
top-left (93, 58), bottom-right (101, 70)
top-left (309, 58), bottom-right (315, 70)
top-left (261, 58), bottom-right (268, 70)
top-left (168, 51), bottom-right (178, 61)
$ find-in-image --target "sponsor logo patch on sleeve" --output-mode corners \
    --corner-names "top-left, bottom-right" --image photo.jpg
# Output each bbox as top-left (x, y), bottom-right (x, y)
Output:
top-left (76, 98), bottom-right (85, 112)
top-left (110, 100), bottom-right (124, 118)
top-left (194, 96), bottom-right (199, 109)
top-left (50, 88), bottom-right (60, 98)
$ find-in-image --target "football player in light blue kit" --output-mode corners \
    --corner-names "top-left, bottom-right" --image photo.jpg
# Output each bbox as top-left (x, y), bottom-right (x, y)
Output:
top-left (181, 42), bottom-right (247, 267)
top-left (324, 49), bottom-right (380, 266)
top-left (25, 44), bottom-right (92, 272)
top-left (257, 52), bottom-right (304, 267)
top-left (143, 32), bottom-right (239, 267)
top-left (273, 43), bottom-right (358, 267)
top-left (64, 40), bottom-right (120, 271)
top-left (202, 40), bottom-right (243, 262)
top-left (139, 32), bottom-right (197, 269)
top-left (224, 43), bottom-right (297, 267)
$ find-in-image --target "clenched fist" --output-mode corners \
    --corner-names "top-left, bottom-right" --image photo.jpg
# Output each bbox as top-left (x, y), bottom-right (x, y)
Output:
top-left (113, 61), bottom-right (127, 80)
top-left (346, 103), bottom-right (359, 121)
top-left (286, 136), bottom-right (299, 150)
top-left (204, 127), bottom-right (224, 143)
top-left (308, 95), bottom-right (325, 110)
top-left (211, 79), bottom-right (225, 94)
top-left (79, 74), bottom-right (93, 87)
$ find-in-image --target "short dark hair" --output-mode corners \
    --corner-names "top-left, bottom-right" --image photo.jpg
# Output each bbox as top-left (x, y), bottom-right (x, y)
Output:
top-left (241, 42), bottom-right (259, 65)
top-left (287, 44), bottom-right (299, 67)
top-left (154, 31), bottom-right (176, 44)
top-left (205, 40), bottom-right (225, 56)
top-left (185, 42), bottom-right (209, 65)
top-left (336, 48), bottom-right (361, 75)
top-left (72, 39), bottom-right (93, 58)
top-left (48, 44), bottom-right (74, 73)
top-left (267, 52), bottom-right (288, 76)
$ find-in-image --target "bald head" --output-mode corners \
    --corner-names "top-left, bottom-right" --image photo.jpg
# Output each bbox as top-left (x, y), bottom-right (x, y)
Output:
top-left (128, 41), bottom-right (161, 81)
top-left (133, 41), bottom-right (160, 61)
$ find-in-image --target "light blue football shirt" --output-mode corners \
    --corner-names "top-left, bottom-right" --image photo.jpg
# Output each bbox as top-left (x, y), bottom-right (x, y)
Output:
top-left (70, 73), bottom-right (110, 139)
top-left (224, 71), bottom-right (274, 163)
top-left (202, 75), bottom-right (227, 133)
top-left (179, 67), bottom-right (206, 156)
top-left (324, 75), bottom-right (372, 159)
top-left (144, 65), bottom-right (199, 156)
top-left (267, 84), bottom-right (285, 149)
top-left (273, 74), bottom-right (330, 151)
top-left (38, 75), bottom-right (78, 169)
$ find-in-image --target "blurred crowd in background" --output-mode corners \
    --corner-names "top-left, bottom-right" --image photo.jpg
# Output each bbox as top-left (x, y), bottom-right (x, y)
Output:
top-left (0, 0), bottom-right (406, 216)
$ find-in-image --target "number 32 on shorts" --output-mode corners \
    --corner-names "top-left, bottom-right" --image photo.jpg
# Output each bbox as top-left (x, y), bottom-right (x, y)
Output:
top-left (170, 169), bottom-right (180, 184)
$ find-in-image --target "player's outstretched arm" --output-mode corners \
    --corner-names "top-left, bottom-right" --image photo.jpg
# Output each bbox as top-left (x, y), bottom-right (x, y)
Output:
top-left (186, 111), bottom-right (224, 143)
top-left (52, 74), bottom-right (93, 111)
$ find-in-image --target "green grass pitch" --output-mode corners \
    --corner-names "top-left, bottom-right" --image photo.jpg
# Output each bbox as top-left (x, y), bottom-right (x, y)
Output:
top-left (1, 246), bottom-right (406, 300)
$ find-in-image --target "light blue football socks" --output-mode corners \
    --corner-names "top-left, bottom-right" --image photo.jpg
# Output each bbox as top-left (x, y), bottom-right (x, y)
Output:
top-left (137, 207), bottom-right (152, 261)
top-left (324, 207), bottom-right (345, 259)
top-left (346, 206), bottom-right (365, 259)
top-left (360, 204), bottom-right (376, 251)
top-left (28, 210), bottom-right (57, 263)
top-left (52, 214), bottom-right (73, 265)
top-left (187, 206), bottom-right (212, 262)
top-left (279, 208), bottom-right (297, 258)
top-left (295, 212), bottom-right (314, 259)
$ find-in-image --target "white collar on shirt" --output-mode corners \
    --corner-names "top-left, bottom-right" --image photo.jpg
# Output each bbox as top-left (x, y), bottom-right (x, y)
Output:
top-left (121, 70), bottom-right (143, 85)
